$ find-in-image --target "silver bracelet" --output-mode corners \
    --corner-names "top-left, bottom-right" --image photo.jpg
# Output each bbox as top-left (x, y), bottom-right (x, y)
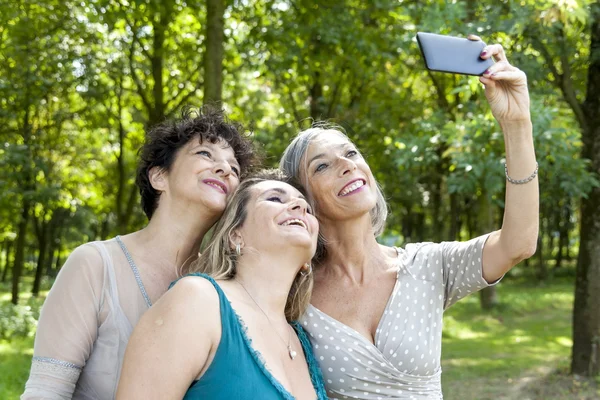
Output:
top-left (504, 162), bottom-right (538, 184)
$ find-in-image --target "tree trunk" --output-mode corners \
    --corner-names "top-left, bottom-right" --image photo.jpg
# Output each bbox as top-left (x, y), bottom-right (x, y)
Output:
top-left (46, 242), bottom-right (55, 277)
top-left (431, 175), bottom-right (443, 243)
top-left (479, 285), bottom-right (498, 310)
top-left (571, 2), bottom-right (600, 376)
top-left (536, 233), bottom-right (546, 280)
top-left (465, 198), bottom-right (476, 239)
top-left (99, 215), bottom-right (110, 240)
top-left (203, 0), bottom-right (225, 105)
top-left (0, 241), bottom-right (6, 281)
top-left (414, 211), bottom-right (425, 242)
top-left (53, 246), bottom-right (62, 275)
top-left (148, 3), bottom-right (171, 126)
top-left (555, 206), bottom-right (569, 270)
top-left (479, 191), bottom-right (498, 310)
top-left (12, 104), bottom-right (34, 305)
top-left (549, 214), bottom-right (557, 267)
top-left (448, 193), bottom-right (461, 241)
top-left (310, 70), bottom-right (324, 119)
top-left (32, 225), bottom-right (48, 296)
top-left (401, 207), bottom-right (413, 243)
top-left (571, 130), bottom-right (600, 374)
top-left (555, 230), bottom-right (565, 269)
top-left (1, 241), bottom-right (12, 282)
top-left (12, 200), bottom-right (31, 305)
top-left (115, 75), bottom-right (131, 230)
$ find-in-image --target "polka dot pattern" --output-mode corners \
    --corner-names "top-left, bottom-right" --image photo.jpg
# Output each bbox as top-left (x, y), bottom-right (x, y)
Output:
top-left (302, 235), bottom-right (496, 399)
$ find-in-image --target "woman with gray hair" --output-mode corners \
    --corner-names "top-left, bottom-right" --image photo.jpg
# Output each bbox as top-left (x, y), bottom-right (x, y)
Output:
top-left (279, 41), bottom-right (538, 399)
top-left (117, 170), bottom-right (328, 400)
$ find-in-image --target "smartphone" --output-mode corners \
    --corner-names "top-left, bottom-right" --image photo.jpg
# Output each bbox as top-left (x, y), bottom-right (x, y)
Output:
top-left (416, 32), bottom-right (494, 76)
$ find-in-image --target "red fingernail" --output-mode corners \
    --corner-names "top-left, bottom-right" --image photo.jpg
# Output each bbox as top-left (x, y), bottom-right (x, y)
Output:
top-left (484, 69), bottom-right (491, 75)
top-left (481, 51), bottom-right (488, 57)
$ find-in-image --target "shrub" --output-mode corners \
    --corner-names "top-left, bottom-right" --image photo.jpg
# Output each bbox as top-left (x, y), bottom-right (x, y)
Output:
top-left (0, 298), bottom-right (43, 340)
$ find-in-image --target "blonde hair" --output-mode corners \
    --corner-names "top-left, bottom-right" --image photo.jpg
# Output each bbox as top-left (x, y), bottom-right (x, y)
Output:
top-left (279, 124), bottom-right (388, 262)
top-left (189, 169), bottom-right (314, 322)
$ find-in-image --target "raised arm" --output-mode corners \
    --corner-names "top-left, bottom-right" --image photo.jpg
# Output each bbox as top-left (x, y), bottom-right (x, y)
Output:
top-left (22, 244), bottom-right (105, 400)
top-left (474, 38), bottom-right (539, 282)
top-left (116, 276), bottom-right (220, 400)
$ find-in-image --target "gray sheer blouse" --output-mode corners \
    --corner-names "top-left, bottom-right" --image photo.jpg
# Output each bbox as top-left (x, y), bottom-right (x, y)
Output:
top-left (22, 237), bottom-right (151, 400)
top-left (301, 234), bottom-right (498, 399)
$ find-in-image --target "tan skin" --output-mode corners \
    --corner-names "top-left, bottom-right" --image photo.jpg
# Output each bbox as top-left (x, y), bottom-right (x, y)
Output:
top-left (117, 181), bottom-right (320, 399)
top-left (302, 135), bottom-right (399, 343)
top-left (118, 139), bottom-right (242, 303)
top-left (311, 246), bottom-right (399, 344)
top-left (302, 40), bottom-right (538, 345)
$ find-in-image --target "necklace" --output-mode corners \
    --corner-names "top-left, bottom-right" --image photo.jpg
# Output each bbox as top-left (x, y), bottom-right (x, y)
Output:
top-left (235, 278), bottom-right (297, 360)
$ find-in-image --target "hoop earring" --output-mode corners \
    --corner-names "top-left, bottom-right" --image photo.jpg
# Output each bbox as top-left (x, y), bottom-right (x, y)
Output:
top-left (300, 263), bottom-right (312, 277)
top-left (235, 243), bottom-right (241, 256)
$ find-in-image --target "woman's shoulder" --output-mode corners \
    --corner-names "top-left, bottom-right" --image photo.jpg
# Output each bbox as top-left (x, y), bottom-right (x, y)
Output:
top-left (378, 241), bottom-right (437, 268)
top-left (65, 238), bottom-right (128, 267)
top-left (396, 241), bottom-right (440, 260)
top-left (69, 241), bottom-right (105, 261)
top-left (391, 241), bottom-right (445, 279)
top-left (170, 272), bottom-right (217, 289)
top-left (55, 241), bottom-right (109, 283)
top-left (166, 274), bottom-right (221, 309)
top-left (141, 274), bottom-right (222, 342)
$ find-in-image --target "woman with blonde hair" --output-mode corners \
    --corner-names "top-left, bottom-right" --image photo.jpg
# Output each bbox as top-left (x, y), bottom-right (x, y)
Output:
top-left (117, 169), bottom-right (328, 400)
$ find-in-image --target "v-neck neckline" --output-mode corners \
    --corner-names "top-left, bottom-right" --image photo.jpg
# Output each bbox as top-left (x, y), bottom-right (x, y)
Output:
top-left (201, 274), bottom-right (320, 400)
top-left (307, 246), bottom-right (403, 349)
top-left (307, 276), bottom-right (400, 351)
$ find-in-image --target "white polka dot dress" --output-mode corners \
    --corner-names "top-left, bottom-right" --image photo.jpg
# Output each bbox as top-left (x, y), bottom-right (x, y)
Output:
top-left (301, 234), bottom-right (498, 399)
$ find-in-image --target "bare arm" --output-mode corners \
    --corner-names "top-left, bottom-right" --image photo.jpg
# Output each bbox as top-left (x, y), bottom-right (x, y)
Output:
top-left (116, 276), bottom-right (221, 400)
top-left (474, 39), bottom-right (539, 282)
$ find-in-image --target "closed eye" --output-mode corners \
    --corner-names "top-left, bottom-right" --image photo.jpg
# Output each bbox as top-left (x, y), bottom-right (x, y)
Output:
top-left (315, 163), bottom-right (328, 173)
top-left (267, 196), bottom-right (283, 203)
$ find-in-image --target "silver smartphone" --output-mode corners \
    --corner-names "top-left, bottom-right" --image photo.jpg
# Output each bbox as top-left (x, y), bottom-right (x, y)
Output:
top-left (416, 32), bottom-right (494, 76)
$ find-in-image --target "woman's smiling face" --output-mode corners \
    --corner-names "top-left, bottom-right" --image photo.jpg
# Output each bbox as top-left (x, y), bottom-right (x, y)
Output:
top-left (237, 180), bottom-right (319, 259)
top-left (301, 131), bottom-right (378, 224)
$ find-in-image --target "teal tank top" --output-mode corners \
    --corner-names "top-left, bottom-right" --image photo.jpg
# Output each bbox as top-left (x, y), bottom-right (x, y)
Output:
top-left (172, 273), bottom-right (328, 400)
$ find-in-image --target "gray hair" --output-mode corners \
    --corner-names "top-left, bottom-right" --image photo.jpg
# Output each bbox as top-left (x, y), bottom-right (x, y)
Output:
top-left (279, 124), bottom-right (388, 261)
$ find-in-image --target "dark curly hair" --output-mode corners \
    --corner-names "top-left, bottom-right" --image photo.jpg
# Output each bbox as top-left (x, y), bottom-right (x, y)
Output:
top-left (136, 106), bottom-right (257, 219)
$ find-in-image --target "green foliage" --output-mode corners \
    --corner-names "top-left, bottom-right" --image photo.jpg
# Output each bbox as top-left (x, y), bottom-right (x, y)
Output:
top-left (0, 297), bottom-right (43, 340)
top-left (0, 0), bottom-right (597, 301)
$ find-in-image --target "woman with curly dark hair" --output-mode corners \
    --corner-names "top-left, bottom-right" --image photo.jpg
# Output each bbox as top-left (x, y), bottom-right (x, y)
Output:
top-left (22, 107), bottom-right (257, 400)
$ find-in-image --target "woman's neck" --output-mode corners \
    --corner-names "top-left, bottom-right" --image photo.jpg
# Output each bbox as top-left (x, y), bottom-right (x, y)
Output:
top-left (234, 250), bottom-right (305, 319)
top-left (125, 205), bottom-right (215, 279)
top-left (318, 213), bottom-right (387, 284)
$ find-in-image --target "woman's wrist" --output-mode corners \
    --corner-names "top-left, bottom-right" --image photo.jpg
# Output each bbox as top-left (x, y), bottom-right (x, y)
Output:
top-left (499, 118), bottom-right (533, 136)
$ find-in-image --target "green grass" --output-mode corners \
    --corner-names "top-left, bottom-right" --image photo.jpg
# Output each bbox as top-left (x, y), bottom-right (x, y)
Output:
top-left (441, 280), bottom-right (600, 400)
top-left (0, 277), bottom-right (49, 400)
top-left (0, 336), bottom-right (34, 399)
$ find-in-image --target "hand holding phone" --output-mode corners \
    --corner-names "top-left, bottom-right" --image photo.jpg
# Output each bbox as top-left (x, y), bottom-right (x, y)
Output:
top-left (416, 32), bottom-right (494, 76)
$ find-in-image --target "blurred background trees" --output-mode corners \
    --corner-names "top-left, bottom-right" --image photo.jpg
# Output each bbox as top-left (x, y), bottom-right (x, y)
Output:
top-left (1, 0), bottom-right (599, 380)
